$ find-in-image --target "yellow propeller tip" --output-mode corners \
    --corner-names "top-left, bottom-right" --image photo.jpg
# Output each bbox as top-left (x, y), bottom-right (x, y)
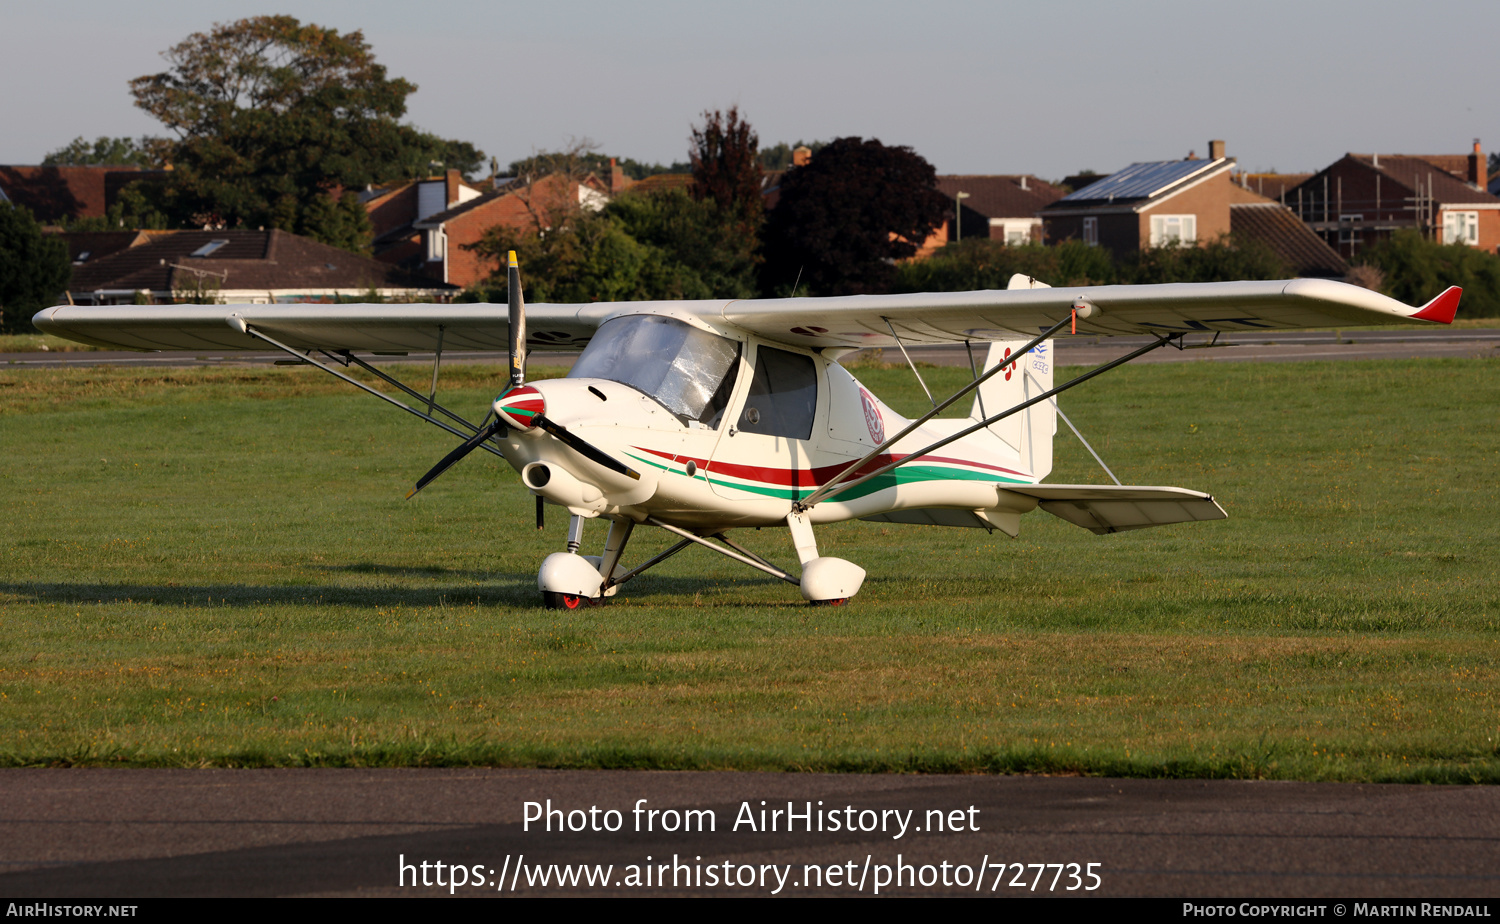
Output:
top-left (405, 487), bottom-right (420, 500)
top-left (507, 250), bottom-right (518, 266)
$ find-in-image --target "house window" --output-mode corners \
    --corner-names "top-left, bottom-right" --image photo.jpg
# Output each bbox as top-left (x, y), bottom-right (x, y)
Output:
top-left (1339, 214), bottom-right (1363, 245)
top-left (189, 239), bottom-right (230, 258)
top-left (1148, 214), bottom-right (1196, 247)
top-left (1082, 217), bottom-right (1098, 247)
top-left (1443, 211), bottom-right (1480, 246)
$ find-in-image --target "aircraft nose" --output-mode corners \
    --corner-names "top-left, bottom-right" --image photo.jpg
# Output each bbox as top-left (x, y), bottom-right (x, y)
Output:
top-left (495, 384), bottom-right (545, 431)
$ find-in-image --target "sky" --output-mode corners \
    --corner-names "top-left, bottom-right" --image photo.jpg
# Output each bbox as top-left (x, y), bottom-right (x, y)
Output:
top-left (5, 0), bottom-right (1496, 178)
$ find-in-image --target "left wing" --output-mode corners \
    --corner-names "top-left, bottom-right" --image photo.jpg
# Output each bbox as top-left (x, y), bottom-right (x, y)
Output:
top-left (718, 278), bottom-right (1460, 347)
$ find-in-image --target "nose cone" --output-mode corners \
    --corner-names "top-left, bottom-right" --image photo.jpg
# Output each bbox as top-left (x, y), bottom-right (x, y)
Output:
top-left (495, 384), bottom-right (545, 431)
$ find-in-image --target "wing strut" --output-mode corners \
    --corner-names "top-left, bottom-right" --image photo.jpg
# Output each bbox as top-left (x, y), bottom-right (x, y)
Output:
top-left (229, 318), bottom-right (505, 460)
top-left (796, 331), bottom-right (1180, 511)
top-left (798, 315), bottom-right (1073, 510)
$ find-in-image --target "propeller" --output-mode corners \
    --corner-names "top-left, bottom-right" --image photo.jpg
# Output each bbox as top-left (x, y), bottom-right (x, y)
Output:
top-left (405, 252), bottom-right (639, 502)
top-left (508, 249), bottom-right (526, 388)
top-left (406, 418), bottom-right (504, 500)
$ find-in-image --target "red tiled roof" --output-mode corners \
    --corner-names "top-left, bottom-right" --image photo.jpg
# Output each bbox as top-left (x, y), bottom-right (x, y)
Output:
top-left (936, 175), bottom-right (1063, 218)
top-left (0, 166), bottom-right (160, 221)
top-left (1230, 203), bottom-right (1348, 278)
top-left (626, 173), bottom-right (694, 195)
top-left (69, 229), bottom-right (451, 294)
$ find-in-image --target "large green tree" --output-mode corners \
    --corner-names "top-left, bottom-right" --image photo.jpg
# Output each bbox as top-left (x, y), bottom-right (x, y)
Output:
top-left (128, 15), bottom-right (483, 251)
top-left (42, 136), bottom-right (161, 167)
top-left (0, 204), bottom-right (71, 333)
top-left (760, 137), bottom-right (950, 296)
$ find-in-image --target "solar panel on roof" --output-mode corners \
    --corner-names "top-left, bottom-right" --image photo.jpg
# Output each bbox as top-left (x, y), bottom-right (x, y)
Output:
top-left (1060, 160), bottom-right (1223, 202)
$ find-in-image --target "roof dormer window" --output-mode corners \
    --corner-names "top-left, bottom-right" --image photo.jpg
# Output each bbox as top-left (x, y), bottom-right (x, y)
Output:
top-left (189, 239), bottom-right (230, 258)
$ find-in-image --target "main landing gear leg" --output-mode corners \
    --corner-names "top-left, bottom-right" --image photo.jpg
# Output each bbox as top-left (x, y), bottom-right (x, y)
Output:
top-left (786, 511), bottom-right (866, 606)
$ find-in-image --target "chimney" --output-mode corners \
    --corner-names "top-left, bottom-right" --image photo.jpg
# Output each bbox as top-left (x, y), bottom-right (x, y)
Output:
top-left (445, 169), bottom-right (461, 208)
top-left (1469, 139), bottom-right (1485, 189)
top-left (610, 157), bottom-right (624, 194)
top-left (1186, 149), bottom-right (1198, 161)
top-left (1208, 139), bottom-right (1226, 161)
top-left (792, 145), bottom-right (812, 167)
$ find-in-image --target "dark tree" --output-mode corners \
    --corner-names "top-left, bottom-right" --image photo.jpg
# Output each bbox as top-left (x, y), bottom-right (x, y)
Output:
top-left (127, 15), bottom-right (483, 251)
top-left (42, 136), bottom-right (159, 167)
top-left (689, 107), bottom-right (763, 225)
top-left (760, 137), bottom-right (950, 296)
top-left (0, 203), bottom-right (71, 333)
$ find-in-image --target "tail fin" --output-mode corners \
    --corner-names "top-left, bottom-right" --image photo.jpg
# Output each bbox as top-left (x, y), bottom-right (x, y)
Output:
top-left (968, 273), bottom-right (1056, 480)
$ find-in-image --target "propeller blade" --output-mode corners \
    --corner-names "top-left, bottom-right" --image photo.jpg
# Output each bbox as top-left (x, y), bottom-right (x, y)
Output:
top-left (533, 414), bottom-right (642, 481)
top-left (508, 250), bottom-right (526, 388)
top-left (406, 420), bottom-right (503, 500)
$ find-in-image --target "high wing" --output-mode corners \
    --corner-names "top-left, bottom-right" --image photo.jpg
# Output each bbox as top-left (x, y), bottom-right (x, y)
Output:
top-left (30, 301), bottom-right (649, 353)
top-left (34, 278), bottom-right (1457, 353)
top-left (719, 278), bottom-right (1460, 347)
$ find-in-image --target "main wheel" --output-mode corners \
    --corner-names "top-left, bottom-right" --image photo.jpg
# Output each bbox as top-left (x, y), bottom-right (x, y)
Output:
top-left (808, 597), bottom-right (849, 607)
top-left (543, 591), bottom-right (601, 610)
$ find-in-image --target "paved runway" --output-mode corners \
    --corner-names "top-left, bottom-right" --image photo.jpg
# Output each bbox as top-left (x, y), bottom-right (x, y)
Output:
top-left (0, 769), bottom-right (1495, 898)
top-left (6, 328), bottom-right (1498, 370)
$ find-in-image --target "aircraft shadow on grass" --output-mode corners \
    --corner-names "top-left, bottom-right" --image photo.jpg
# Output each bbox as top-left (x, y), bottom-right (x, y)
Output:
top-left (0, 572), bottom-right (787, 610)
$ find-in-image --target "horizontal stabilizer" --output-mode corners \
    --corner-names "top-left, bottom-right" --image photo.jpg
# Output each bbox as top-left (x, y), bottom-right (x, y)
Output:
top-left (998, 484), bottom-right (1227, 535)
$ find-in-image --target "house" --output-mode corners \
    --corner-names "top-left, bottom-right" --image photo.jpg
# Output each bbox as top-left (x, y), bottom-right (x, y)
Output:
top-left (63, 229), bottom-right (453, 305)
top-left (1283, 143), bottom-right (1499, 257)
top-left (931, 175), bottom-right (1065, 251)
top-left (364, 169), bottom-right (489, 275)
top-left (369, 169), bottom-right (613, 289)
top-left (1039, 141), bottom-right (1273, 257)
top-left (0, 165), bottom-right (162, 223)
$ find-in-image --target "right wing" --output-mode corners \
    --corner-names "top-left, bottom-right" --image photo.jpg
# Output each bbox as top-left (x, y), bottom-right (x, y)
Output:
top-left (30, 301), bottom-right (640, 353)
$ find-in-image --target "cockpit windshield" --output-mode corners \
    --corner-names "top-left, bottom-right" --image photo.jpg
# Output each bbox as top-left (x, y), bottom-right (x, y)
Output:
top-left (569, 315), bottom-right (741, 427)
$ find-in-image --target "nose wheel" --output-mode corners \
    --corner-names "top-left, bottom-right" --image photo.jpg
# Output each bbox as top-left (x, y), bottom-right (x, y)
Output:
top-left (542, 591), bottom-right (601, 610)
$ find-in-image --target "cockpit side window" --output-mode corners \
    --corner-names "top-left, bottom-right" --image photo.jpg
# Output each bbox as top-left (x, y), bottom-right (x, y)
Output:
top-left (737, 346), bottom-right (817, 440)
top-left (569, 315), bottom-right (741, 427)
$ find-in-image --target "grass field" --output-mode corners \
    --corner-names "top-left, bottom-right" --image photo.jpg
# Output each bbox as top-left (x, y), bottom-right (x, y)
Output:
top-left (1, 356), bottom-right (1496, 780)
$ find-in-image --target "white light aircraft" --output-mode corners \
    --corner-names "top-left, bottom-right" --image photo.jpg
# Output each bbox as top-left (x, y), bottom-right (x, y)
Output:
top-left (35, 257), bottom-right (1461, 608)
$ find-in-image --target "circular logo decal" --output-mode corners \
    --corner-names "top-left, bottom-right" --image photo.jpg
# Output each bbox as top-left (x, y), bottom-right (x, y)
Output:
top-left (859, 387), bottom-right (885, 444)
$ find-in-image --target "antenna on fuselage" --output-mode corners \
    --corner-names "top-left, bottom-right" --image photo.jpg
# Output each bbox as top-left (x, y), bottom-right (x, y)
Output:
top-left (508, 250), bottom-right (527, 387)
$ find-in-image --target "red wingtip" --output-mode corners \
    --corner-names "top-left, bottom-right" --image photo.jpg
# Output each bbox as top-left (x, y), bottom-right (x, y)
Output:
top-left (1411, 286), bottom-right (1461, 324)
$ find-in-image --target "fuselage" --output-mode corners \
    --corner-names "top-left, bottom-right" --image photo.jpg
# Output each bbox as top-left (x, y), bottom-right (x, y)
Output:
top-left (495, 310), bottom-right (1042, 533)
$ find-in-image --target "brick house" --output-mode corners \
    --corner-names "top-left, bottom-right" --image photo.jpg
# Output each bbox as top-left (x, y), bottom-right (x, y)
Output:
top-left (369, 170), bottom-right (614, 289)
top-left (923, 175), bottom-right (1064, 254)
top-left (1283, 144), bottom-right (1499, 257)
top-left (1039, 142), bottom-right (1273, 258)
top-left (0, 165), bottom-right (162, 222)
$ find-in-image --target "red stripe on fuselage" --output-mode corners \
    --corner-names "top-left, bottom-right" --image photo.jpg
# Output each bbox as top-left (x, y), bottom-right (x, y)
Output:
top-left (632, 446), bottom-right (1028, 486)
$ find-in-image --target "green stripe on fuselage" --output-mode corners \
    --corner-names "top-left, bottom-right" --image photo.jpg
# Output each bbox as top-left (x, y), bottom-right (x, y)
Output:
top-left (623, 452), bottom-right (1027, 501)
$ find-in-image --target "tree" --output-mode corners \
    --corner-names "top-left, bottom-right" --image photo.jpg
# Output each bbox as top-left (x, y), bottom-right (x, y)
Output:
top-left (609, 187), bottom-right (759, 299)
top-left (893, 239), bottom-right (1117, 292)
top-left (1356, 230), bottom-right (1500, 318)
top-left (689, 107), bottom-right (762, 222)
top-left (127, 16), bottom-right (483, 250)
top-left (0, 203), bottom-right (70, 333)
top-left (758, 140), bottom-right (827, 172)
top-left (42, 136), bottom-right (160, 167)
top-left (760, 137), bottom-right (950, 296)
